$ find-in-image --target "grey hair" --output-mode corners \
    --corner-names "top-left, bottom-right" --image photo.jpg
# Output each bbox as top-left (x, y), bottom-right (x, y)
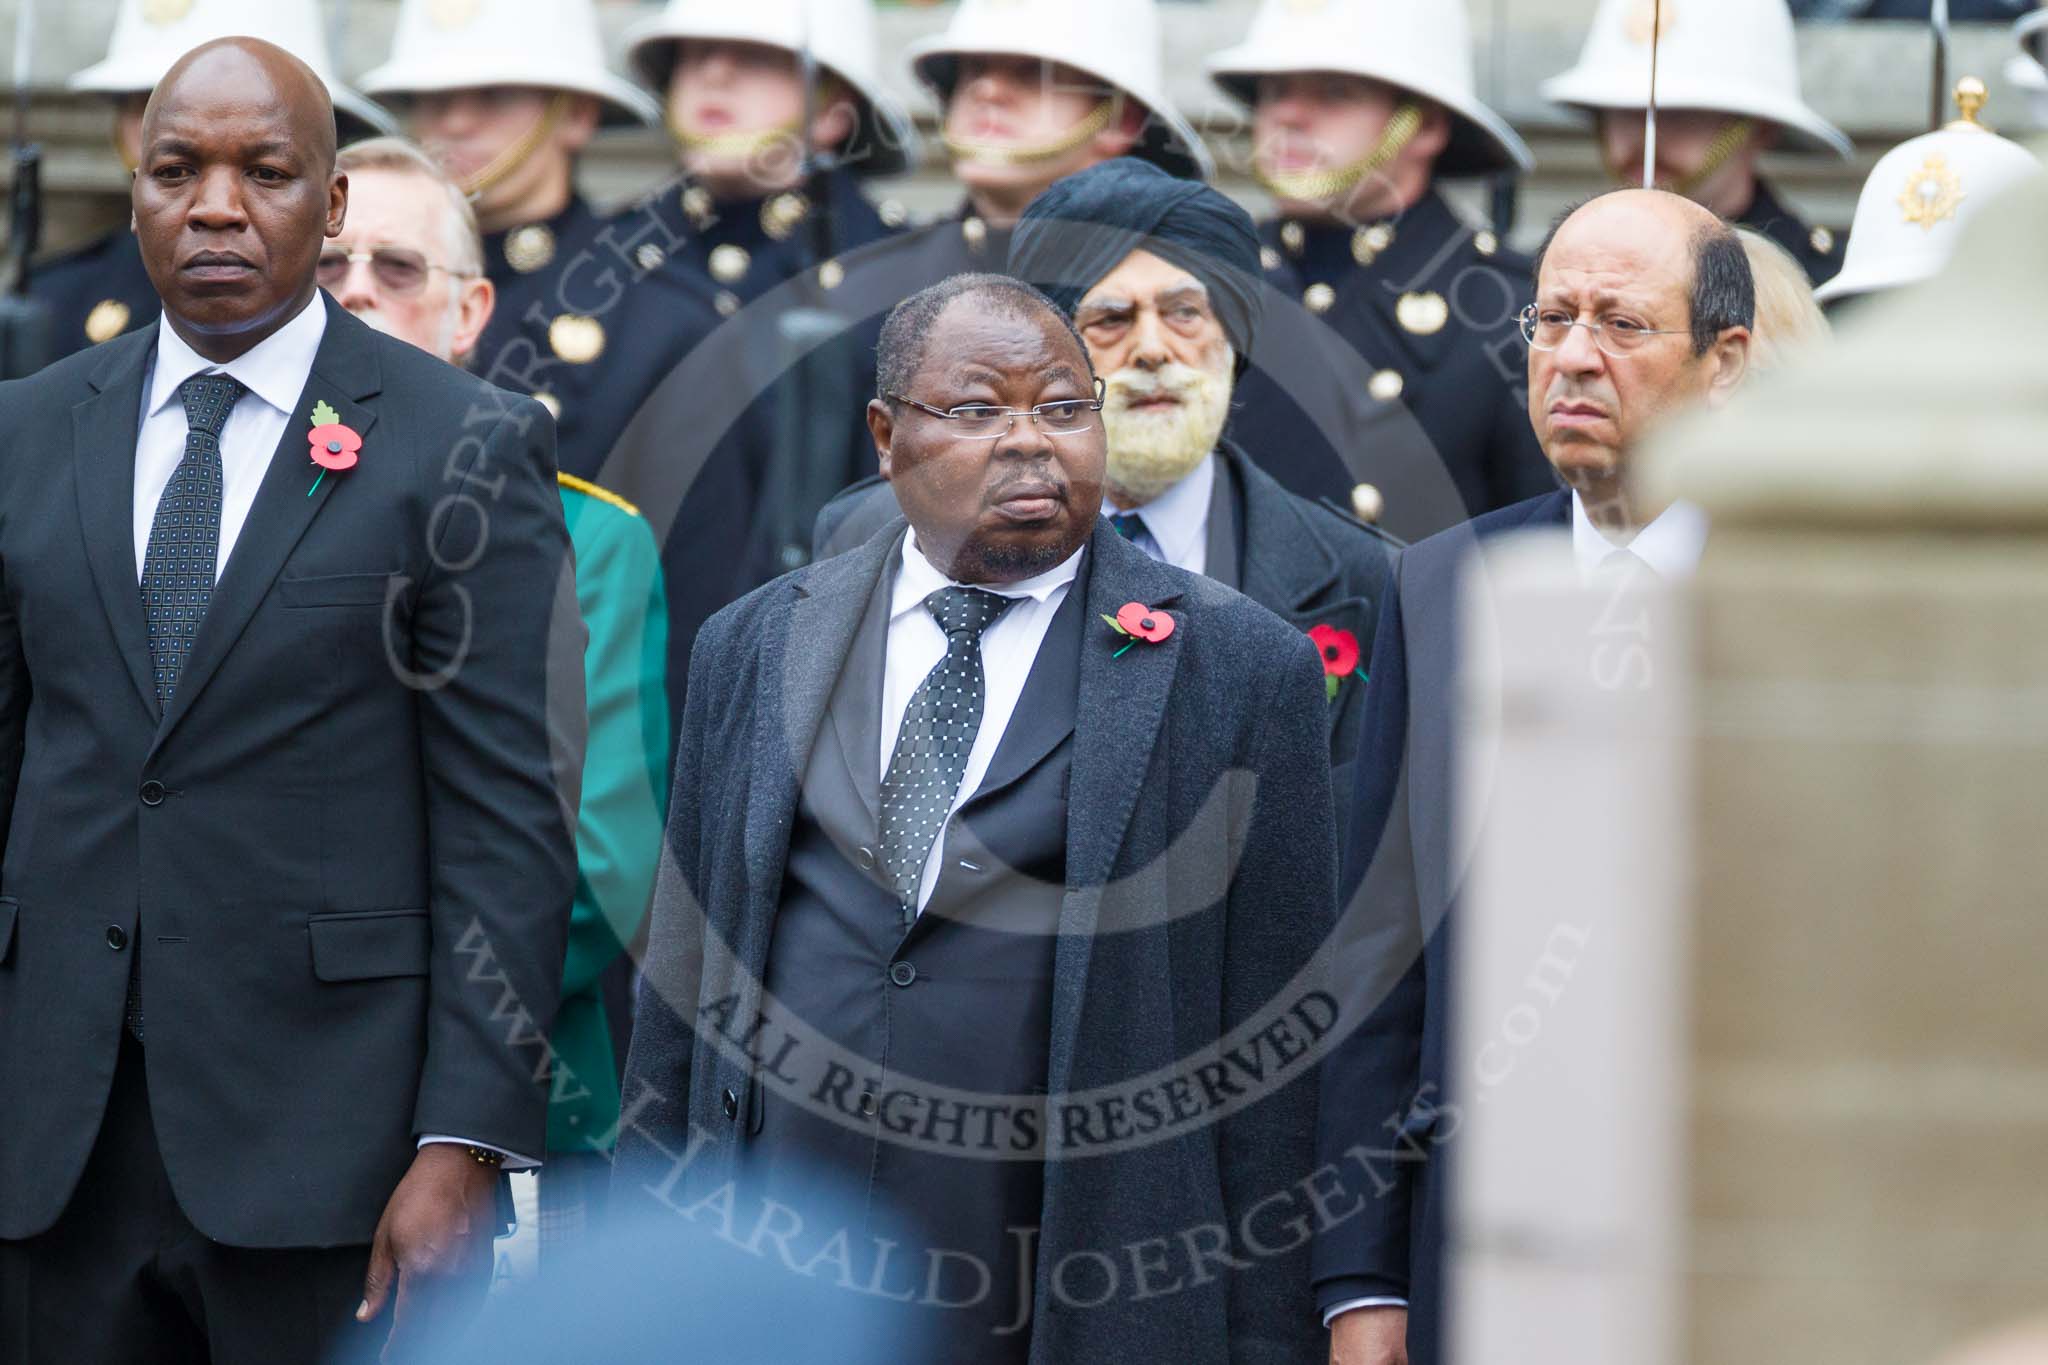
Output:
top-left (335, 135), bottom-right (485, 279)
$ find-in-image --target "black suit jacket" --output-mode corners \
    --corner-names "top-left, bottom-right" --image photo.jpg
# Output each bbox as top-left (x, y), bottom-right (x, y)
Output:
top-left (1311, 488), bottom-right (1571, 1364)
top-left (0, 295), bottom-right (583, 1248)
top-left (812, 443), bottom-right (1397, 785)
top-left (617, 521), bottom-right (1334, 1363)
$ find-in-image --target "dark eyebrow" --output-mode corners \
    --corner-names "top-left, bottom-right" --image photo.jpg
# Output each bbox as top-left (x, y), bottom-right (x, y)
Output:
top-left (146, 136), bottom-right (298, 162)
top-left (1039, 364), bottom-right (1084, 389)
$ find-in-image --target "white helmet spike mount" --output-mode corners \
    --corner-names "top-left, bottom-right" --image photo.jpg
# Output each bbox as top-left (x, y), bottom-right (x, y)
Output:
top-left (1206, 0), bottom-right (1533, 177)
top-left (624, 0), bottom-right (919, 178)
top-left (1542, 0), bottom-right (1852, 160)
top-left (909, 0), bottom-right (1212, 183)
top-left (68, 0), bottom-right (396, 140)
top-left (359, 0), bottom-right (660, 130)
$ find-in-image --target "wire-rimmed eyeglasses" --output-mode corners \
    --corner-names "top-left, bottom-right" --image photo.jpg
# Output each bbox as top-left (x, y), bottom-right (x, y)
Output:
top-left (1519, 304), bottom-right (1690, 358)
top-left (886, 378), bottom-right (1107, 440)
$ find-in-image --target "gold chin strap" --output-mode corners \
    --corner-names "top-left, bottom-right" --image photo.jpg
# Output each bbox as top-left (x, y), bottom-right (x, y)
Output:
top-left (943, 95), bottom-right (1122, 168)
top-left (459, 91), bottom-right (572, 199)
top-left (1255, 102), bottom-right (1423, 207)
top-left (668, 112), bottom-right (805, 160)
top-left (1624, 116), bottom-right (1755, 199)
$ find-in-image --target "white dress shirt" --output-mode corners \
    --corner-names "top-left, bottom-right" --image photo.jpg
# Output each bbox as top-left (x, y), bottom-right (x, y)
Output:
top-left (882, 531), bottom-right (1085, 913)
top-left (1109, 454), bottom-right (1214, 575)
top-left (1325, 489), bottom-right (1714, 1329)
top-left (136, 298), bottom-right (531, 1168)
top-left (1568, 490), bottom-right (1710, 582)
top-left (133, 294), bottom-right (327, 582)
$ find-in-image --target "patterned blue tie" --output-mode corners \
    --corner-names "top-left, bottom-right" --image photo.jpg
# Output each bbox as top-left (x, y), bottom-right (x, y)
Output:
top-left (877, 587), bottom-right (1015, 918)
top-left (1108, 512), bottom-right (1148, 542)
top-left (142, 373), bottom-right (244, 711)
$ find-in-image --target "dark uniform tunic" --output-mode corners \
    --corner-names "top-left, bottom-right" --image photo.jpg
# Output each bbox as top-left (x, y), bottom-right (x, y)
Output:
top-left (1737, 176), bottom-right (1845, 287)
top-left (577, 167), bottom-right (905, 730)
top-left (26, 227), bottom-right (159, 362)
top-left (1231, 189), bottom-right (1558, 542)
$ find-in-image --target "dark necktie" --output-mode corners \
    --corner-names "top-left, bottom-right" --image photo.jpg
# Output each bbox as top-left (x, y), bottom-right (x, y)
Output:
top-left (1108, 512), bottom-right (1148, 542)
top-left (877, 586), bottom-right (1016, 916)
top-left (128, 372), bottom-right (241, 1042)
top-left (142, 373), bottom-right (244, 710)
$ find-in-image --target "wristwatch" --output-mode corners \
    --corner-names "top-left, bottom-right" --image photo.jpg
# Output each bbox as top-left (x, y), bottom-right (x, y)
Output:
top-left (465, 1145), bottom-right (505, 1170)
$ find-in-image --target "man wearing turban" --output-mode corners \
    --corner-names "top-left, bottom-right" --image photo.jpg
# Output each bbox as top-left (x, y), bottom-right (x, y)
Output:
top-left (816, 158), bottom-right (1396, 793)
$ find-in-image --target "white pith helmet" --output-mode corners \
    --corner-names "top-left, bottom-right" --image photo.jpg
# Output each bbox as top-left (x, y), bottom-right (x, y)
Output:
top-left (1815, 80), bottom-right (2041, 304)
top-left (907, 0), bottom-right (1214, 182)
top-left (1541, 0), bottom-right (1852, 160)
top-left (360, 0), bottom-right (659, 130)
top-left (69, 0), bottom-right (397, 138)
top-left (624, 0), bottom-right (918, 177)
top-left (1206, 0), bottom-right (1533, 177)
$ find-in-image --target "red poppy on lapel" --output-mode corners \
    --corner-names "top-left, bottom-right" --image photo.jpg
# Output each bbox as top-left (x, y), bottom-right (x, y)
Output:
top-left (1309, 623), bottom-right (1361, 702)
top-left (306, 400), bottom-right (361, 495)
top-left (1102, 602), bottom-right (1176, 658)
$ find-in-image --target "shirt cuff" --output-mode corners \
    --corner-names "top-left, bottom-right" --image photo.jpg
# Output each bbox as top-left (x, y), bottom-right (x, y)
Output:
top-left (1323, 1296), bottom-right (1409, 1328)
top-left (417, 1135), bottom-right (542, 1171)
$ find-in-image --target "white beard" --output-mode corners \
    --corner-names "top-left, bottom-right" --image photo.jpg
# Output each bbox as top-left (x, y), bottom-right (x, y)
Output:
top-left (1101, 357), bottom-right (1234, 506)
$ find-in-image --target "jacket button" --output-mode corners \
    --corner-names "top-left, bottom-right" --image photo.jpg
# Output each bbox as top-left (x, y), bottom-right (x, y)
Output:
top-left (855, 846), bottom-right (876, 872)
top-left (888, 960), bottom-right (917, 988)
top-left (138, 780), bottom-right (166, 806)
top-left (857, 1091), bottom-right (878, 1117)
top-left (106, 925), bottom-right (127, 950)
top-left (721, 1087), bottom-right (739, 1120)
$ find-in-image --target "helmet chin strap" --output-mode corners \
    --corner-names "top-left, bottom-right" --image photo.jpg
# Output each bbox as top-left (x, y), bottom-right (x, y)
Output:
top-left (1620, 116), bottom-right (1755, 200)
top-left (1254, 102), bottom-right (1422, 208)
top-left (459, 91), bottom-right (571, 200)
top-left (944, 94), bottom-right (1122, 168)
top-left (668, 113), bottom-right (805, 161)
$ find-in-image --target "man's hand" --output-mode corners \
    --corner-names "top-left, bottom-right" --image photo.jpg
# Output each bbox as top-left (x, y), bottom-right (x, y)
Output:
top-left (356, 1144), bottom-right (499, 1362)
top-left (1330, 1305), bottom-right (1409, 1365)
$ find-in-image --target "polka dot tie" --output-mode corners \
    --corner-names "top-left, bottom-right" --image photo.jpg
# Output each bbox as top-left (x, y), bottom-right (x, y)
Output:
top-left (141, 373), bottom-right (244, 712)
top-left (877, 586), bottom-right (1016, 913)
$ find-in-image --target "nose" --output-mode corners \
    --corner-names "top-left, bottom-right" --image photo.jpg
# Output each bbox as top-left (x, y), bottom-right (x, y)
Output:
top-left (1598, 115), bottom-right (1642, 177)
top-left (329, 256), bottom-right (384, 315)
top-left (1553, 317), bottom-right (1607, 377)
top-left (1126, 308), bottom-right (1172, 372)
top-left (188, 165), bottom-right (249, 232)
top-left (991, 409), bottom-right (1054, 461)
top-left (962, 62), bottom-right (1019, 108)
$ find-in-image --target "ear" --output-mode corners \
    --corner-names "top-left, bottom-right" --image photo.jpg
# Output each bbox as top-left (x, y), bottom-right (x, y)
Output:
top-left (327, 171), bottom-right (348, 238)
top-left (1703, 325), bottom-right (1751, 408)
top-left (558, 96), bottom-right (601, 154)
top-left (811, 95), bottom-right (858, 156)
top-left (1411, 100), bottom-right (1453, 161)
top-left (868, 398), bottom-right (897, 481)
top-left (1092, 98), bottom-right (1145, 160)
top-left (451, 276), bottom-right (495, 367)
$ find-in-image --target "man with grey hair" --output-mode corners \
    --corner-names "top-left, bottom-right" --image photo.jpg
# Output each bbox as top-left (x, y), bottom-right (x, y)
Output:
top-left (331, 135), bottom-right (673, 1265)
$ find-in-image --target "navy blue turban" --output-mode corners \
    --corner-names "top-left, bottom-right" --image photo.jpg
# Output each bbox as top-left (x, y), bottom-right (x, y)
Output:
top-left (1008, 157), bottom-right (1265, 364)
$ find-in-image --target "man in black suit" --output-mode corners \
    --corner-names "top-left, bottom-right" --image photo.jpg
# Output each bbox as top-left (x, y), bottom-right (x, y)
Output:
top-left (616, 273), bottom-right (1334, 1363)
top-left (1315, 188), bottom-right (1752, 1365)
top-left (815, 158), bottom-right (1396, 802)
top-left (0, 40), bottom-right (581, 1364)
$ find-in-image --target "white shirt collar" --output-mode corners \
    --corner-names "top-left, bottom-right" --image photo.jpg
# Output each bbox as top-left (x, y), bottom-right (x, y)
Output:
top-left (1569, 490), bottom-right (1710, 581)
top-left (1114, 454), bottom-right (1214, 571)
top-left (147, 292), bottom-right (328, 421)
top-left (893, 528), bottom-right (1085, 619)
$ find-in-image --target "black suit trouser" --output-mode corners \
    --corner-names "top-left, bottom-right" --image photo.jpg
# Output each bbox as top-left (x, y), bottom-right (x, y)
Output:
top-left (0, 1034), bottom-right (367, 1365)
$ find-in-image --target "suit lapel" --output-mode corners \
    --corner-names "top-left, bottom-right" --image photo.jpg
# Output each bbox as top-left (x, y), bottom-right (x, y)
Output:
top-left (72, 326), bottom-right (165, 720)
top-left (1048, 525), bottom-right (1188, 1094)
top-left (826, 557), bottom-right (895, 825)
top-left (749, 522), bottom-right (903, 888)
top-left (1231, 445), bottom-right (1341, 616)
top-left (150, 299), bottom-right (381, 754)
top-left (1200, 451), bottom-right (1241, 591)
